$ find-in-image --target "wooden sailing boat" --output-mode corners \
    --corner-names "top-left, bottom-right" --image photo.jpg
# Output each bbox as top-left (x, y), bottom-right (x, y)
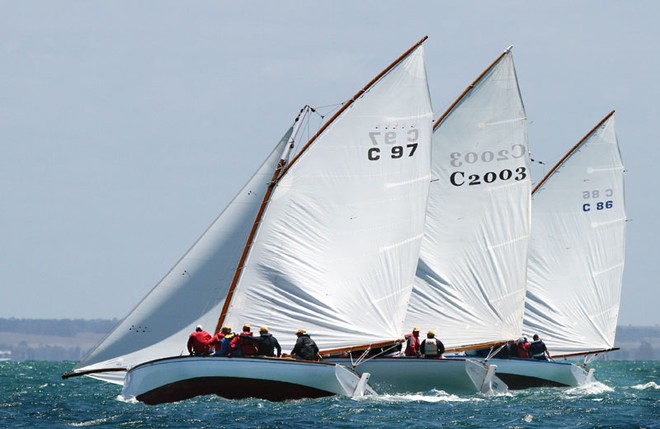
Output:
top-left (64, 36), bottom-right (434, 403)
top-left (326, 47), bottom-right (530, 395)
top-left (491, 111), bottom-right (626, 388)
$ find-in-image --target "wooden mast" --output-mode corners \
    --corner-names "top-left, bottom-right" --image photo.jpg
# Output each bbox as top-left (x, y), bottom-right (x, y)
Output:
top-left (533, 110), bottom-right (615, 195)
top-left (214, 36), bottom-right (429, 335)
top-left (212, 106), bottom-right (308, 335)
top-left (433, 46), bottom-right (512, 131)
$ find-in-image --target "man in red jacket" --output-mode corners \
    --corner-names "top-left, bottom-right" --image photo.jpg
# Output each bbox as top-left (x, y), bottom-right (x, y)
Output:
top-left (238, 324), bottom-right (259, 356)
top-left (187, 325), bottom-right (212, 356)
top-left (404, 327), bottom-right (421, 357)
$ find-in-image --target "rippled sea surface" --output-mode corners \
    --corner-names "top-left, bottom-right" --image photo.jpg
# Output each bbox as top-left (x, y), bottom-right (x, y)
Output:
top-left (1, 361), bottom-right (657, 428)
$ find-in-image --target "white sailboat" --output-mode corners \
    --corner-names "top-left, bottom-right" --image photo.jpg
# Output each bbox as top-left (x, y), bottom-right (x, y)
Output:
top-left (491, 111), bottom-right (626, 388)
top-left (64, 36), bottom-right (434, 403)
top-left (327, 47), bottom-right (530, 395)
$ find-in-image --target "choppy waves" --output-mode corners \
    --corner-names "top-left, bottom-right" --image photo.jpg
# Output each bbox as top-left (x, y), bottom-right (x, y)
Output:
top-left (1, 360), bottom-right (658, 428)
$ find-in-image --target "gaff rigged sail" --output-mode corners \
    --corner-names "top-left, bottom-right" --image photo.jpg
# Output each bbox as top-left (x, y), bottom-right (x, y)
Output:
top-left (524, 112), bottom-right (626, 356)
top-left (404, 48), bottom-right (531, 348)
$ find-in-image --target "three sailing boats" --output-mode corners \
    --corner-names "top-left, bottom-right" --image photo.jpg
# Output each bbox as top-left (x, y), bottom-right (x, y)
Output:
top-left (326, 47), bottom-right (529, 395)
top-left (490, 111), bottom-right (626, 388)
top-left (64, 36), bottom-right (435, 403)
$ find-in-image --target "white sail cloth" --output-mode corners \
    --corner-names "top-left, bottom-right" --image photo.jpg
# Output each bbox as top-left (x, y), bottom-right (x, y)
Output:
top-left (404, 50), bottom-right (531, 348)
top-left (523, 113), bottom-right (626, 356)
top-left (74, 41), bottom-right (433, 379)
top-left (224, 45), bottom-right (433, 351)
top-left (74, 130), bottom-right (294, 380)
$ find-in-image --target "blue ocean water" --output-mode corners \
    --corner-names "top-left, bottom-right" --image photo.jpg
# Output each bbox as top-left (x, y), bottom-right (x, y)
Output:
top-left (0, 361), bottom-right (657, 428)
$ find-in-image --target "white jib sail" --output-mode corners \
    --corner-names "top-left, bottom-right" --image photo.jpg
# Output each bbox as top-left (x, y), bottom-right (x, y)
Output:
top-left (403, 49), bottom-right (532, 348)
top-left (523, 112), bottom-right (626, 356)
top-left (73, 127), bottom-right (295, 380)
top-left (222, 44), bottom-right (433, 352)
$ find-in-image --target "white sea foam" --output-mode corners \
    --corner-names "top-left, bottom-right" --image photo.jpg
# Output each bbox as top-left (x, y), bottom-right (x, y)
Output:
top-left (360, 390), bottom-right (484, 403)
top-left (630, 381), bottom-right (660, 390)
top-left (115, 394), bottom-right (139, 404)
top-left (565, 380), bottom-right (614, 396)
top-left (68, 418), bottom-right (110, 427)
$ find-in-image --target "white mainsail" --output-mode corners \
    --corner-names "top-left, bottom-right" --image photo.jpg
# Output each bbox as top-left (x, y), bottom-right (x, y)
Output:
top-left (72, 126), bottom-right (297, 382)
top-left (403, 48), bottom-right (531, 348)
top-left (523, 111), bottom-right (626, 356)
top-left (221, 42), bottom-right (433, 352)
top-left (70, 38), bottom-right (433, 384)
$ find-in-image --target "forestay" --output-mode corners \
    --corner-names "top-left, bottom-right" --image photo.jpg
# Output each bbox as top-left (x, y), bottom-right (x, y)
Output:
top-left (221, 44), bottom-right (433, 352)
top-left (523, 112), bottom-right (626, 356)
top-left (403, 49), bottom-right (531, 348)
top-left (73, 128), bottom-right (295, 382)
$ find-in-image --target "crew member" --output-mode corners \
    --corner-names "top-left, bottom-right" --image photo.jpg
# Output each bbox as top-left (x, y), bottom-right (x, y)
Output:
top-left (238, 324), bottom-right (259, 356)
top-left (254, 326), bottom-right (282, 357)
top-left (529, 334), bottom-right (550, 360)
top-left (420, 330), bottom-right (445, 358)
top-left (187, 325), bottom-right (212, 356)
top-left (404, 327), bottom-right (421, 357)
top-left (209, 326), bottom-right (231, 353)
top-left (290, 329), bottom-right (320, 361)
top-left (514, 337), bottom-right (530, 358)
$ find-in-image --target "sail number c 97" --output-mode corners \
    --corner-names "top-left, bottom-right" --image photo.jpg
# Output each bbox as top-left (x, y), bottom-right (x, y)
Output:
top-left (367, 128), bottom-right (419, 161)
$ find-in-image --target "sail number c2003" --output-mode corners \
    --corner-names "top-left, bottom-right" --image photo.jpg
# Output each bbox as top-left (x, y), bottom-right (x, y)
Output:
top-left (450, 167), bottom-right (527, 187)
top-left (367, 128), bottom-right (419, 161)
top-left (449, 144), bottom-right (526, 167)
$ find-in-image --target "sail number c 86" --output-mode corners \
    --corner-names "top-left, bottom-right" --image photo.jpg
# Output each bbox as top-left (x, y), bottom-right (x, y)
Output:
top-left (367, 128), bottom-right (419, 161)
top-left (582, 188), bottom-right (615, 212)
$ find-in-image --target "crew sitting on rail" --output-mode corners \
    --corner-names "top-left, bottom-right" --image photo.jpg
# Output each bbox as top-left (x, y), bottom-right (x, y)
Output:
top-left (420, 330), bottom-right (445, 359)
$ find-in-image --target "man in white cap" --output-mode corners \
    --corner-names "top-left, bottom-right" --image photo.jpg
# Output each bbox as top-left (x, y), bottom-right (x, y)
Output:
top-left (187, 324), bottom-right (212, 356)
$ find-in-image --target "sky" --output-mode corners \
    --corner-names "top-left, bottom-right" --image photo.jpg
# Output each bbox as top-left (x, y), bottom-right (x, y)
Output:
top-left (1, 1), bottom-right (658, 326)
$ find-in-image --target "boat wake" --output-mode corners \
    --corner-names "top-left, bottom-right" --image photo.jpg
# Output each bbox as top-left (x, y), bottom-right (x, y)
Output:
top-left (364, 390), bottom-right (484, 403)
top-left (630, 382), bottom-right (660, 390)
top-left (115, 394), bottom-right (139, 404)
top-left (564, 380), bottom-right (614, 396)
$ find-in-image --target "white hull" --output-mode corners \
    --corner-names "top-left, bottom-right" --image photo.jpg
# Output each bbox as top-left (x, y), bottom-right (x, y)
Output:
top-left (327, 357), bottom-right (507, 395)
top-left (122, 356), bottom-right (374, 404)
top-left (485, 358), bottom-right (593, 389)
